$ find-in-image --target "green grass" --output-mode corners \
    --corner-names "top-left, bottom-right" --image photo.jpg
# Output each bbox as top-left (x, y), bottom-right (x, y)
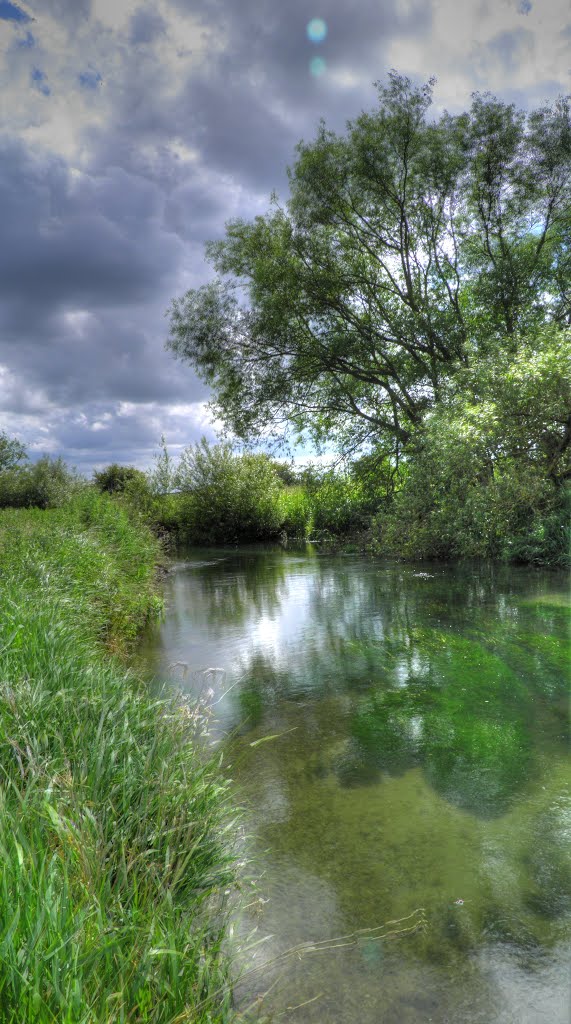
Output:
top-left (277, 486), bottom-right (314, 539)
top-left (0, 491), bottom-right (238, 1023)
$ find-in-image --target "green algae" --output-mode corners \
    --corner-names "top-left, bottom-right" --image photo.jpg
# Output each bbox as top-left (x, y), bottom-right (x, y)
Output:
top-left (143, 552), bottom-right (571, 1023)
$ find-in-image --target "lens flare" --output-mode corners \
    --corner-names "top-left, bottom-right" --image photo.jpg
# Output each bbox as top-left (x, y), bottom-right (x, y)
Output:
top-left (306, 17), bottom-right (327, 43)
top-left (309, 55), bottom-right (327, 76)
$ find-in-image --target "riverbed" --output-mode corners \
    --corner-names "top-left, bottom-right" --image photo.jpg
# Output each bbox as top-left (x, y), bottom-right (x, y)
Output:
top-left (140, 548), bottom-right (571, 1023)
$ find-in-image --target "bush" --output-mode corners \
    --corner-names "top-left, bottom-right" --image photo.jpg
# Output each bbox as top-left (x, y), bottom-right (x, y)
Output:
top-left (93, 462), bottom-right (147, 494)
top-left (176, 439), bottom-right (283, 543)
top-left (0, 456), bottom-right (83, 509)
top-left (310, 471), bottom-right (371, 536)
top-left (271, 459), bottom-right (300, 486)
top-left (371, 330), bottom-right (571, 566)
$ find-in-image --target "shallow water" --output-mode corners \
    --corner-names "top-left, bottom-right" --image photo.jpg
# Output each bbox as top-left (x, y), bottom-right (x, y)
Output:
top-left (139, 549), bottom-right (571, 1023)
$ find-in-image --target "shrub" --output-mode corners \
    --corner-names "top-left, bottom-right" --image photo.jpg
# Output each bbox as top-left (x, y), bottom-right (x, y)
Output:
top-left (311, 471), bottom-right (370, 536)
top-left (93, 462), bottom-right (147, 494)
top-left (0, 456), bottom-right (83, 509)
top-left (375, 407), bottom-right (570, 565)
top-left (176, 439), bottom-right (283, 543)
top-left (271, 459), bottom-right (300, 486)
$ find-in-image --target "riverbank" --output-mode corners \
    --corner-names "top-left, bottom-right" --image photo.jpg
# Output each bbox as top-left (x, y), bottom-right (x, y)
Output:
top-left (0, 492), bottom-right (238, 1023)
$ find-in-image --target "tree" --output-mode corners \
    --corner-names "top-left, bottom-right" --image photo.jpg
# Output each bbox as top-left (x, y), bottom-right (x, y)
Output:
top-left (167, 74), bottom-right (571, 458)
top-left (0, 431), bottom-right (27, 472)
top-left (377, 328), bottom-right (571, 563)
top-left (0, 456), bottom-right (82, 510)
top-left (147, 436), bottom-right (178, 496)
top-left (93, 464), bottom-right (147, 494)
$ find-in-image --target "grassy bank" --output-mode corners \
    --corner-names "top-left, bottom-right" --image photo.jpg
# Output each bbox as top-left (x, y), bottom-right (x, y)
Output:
top-left (0, 491), bottom-right (237, 1023)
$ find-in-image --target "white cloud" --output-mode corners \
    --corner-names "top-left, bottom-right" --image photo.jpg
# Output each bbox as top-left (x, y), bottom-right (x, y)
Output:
top-left (388, 0), bottom-right (570, 109)
top-left (0, 0), bottom-right (569, 469)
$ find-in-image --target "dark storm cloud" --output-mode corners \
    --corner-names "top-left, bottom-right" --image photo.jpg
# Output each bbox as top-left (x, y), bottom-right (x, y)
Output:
top-left (164, 176), bottom-right (242, 242)
top-left (0, 132), bottom-right (206, 467)
top-left (204, 0), bottom-right (431, 154)
top-left (2, 0), bottom-right (563, 470)
top-left (0, 140), bottom-right (181, 317)
top-left (0, 309), bottom-right (206, 409)
top-left (169, 76), bottom-right (298, 195)
top-left (88, 0), bottom-right (432, 199)
top-left (175, 0), bottom-right (429, 58)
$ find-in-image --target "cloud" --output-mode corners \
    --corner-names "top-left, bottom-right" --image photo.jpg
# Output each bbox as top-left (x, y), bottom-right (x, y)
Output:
top-left (0, 142), bottom-right (183, 314)
top-left (387, 0), bottom-right (570, 108)
top-left (129, 6), bottom-right (167, 44)
top-left (0, 132), bottom-right (211, 470)
top-left (25, 0), bottom-right (92, 30)
top-left (0, 0), bottom-right (569, 469)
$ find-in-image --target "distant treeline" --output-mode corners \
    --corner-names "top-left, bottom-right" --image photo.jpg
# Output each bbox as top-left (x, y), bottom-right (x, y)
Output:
top-left (1, 429), bottom-right (569, 564)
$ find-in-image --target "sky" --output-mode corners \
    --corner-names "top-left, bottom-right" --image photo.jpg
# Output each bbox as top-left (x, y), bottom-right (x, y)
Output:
top-left (1, 0), bottom-right (570, 474)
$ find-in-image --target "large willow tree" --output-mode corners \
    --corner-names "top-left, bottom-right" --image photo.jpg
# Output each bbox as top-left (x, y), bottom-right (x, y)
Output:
top-left (167, 74), bottom-right (571, 459)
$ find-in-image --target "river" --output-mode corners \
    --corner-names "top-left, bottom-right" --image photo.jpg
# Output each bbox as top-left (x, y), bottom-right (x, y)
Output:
top-left (139, 547), bottom-right (571, 1023)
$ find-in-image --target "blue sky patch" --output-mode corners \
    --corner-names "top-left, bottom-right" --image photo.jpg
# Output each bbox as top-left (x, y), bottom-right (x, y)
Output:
top-left (31, 68), bottom-right (50, 96)
top-left (17, 29), bottom-right (35, 47)
top-left (79, 69), bottom-right (102, 89)
top-left (0, 1), bottom-right (31, 22)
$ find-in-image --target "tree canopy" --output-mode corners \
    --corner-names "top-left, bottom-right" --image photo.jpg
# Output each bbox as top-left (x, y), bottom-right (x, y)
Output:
top-left (0, 431), bottom-right (27, 472)
top-left (167, 73), bottom-right (571, 461)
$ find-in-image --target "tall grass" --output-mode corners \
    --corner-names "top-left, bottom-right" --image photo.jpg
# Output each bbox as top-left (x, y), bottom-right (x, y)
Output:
top-left (0, 491), bottom-right (238, 1022)
top-left (277, 486), bottom-right (313, 539)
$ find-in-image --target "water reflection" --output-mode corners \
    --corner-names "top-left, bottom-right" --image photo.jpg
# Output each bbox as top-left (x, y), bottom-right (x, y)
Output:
top-left (140, 550), bottom-right (571, 1022)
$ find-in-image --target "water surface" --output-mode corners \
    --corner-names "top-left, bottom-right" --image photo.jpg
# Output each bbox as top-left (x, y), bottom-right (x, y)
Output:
top-left (140, 549), bottom-right (571, 1023)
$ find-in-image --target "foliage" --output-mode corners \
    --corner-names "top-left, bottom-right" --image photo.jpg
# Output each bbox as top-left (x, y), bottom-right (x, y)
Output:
top-left (0, 455), bottom-right (83, 509)
top-left (271, 459), bottom-right (300, 486)
top-left (278, 485), bottom-right (314, 538)
top-left (0, 430), bottom-right (27, 471)
top-left (375, 330), bottom-right (571, 564)
top-left (167, 74), bottom-right (571, 459)
top-left (93, 462), bottom-right (147, 494)
top-left (148, 434), bottom-right (179, 496)
top-left (163, 74), bottom-right (571, 563)
top-left (0, 493), bottom-right (237, 1021)
top-left (310, 471), bottom-right (371, 536)
top-left (176, 439), bottom-right (284, 543)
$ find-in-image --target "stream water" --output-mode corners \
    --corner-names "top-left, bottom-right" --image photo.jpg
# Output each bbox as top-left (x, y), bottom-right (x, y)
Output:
top-left (139, 548), bottom-right (571, 1023)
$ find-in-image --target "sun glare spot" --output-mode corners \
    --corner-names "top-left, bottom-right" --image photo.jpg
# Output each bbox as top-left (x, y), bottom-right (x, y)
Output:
top-left (306, 17), bottom-right (327, 43)
top-left (309, 55), bottom-right (327, 76)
